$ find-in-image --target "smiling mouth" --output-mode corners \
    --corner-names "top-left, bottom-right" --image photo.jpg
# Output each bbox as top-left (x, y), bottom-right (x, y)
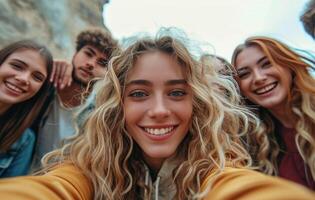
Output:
top-left (142, 126), bottom-right (176, 136)
top-left (4, 81), bottom-right (25, 94)
top-left (254, 82), bottom-right (277, 95)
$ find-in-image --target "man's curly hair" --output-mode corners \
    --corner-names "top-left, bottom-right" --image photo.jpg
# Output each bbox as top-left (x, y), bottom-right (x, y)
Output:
top-left (75, 27), bottom-right (119, 58)
top-left (300, 0), bottom-right (315, 39)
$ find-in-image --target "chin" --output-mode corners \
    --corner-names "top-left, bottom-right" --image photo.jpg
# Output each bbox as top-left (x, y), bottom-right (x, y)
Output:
top-left (261, 101), bottom-right (284, 110)
top-left (73, 76), bottom-right (89, 86)
top-left (146, 149), bottom-right (176, 159)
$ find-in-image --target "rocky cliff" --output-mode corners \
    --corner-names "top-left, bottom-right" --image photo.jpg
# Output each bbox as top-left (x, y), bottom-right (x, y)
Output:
top-left (0, 0), bottom-right (109, 58)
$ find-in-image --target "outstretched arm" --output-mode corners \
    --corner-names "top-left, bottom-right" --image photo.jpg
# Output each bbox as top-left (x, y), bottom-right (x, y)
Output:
top-left (0, 165), bottom-right (92, 200)
top-left (203, 168), bottom-right (315, 200)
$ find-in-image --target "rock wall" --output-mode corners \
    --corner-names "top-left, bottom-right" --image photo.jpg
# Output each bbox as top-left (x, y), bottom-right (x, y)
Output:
top-left (0, 0), bottom-right (109, 58)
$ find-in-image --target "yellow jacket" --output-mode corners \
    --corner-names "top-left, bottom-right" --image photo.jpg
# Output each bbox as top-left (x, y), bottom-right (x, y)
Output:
top-left (0, 164), bottom-right (313, 200)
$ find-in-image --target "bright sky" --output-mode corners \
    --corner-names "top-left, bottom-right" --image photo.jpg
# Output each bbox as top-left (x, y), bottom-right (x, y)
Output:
top-left (104, 0), bottom-right (315, 61)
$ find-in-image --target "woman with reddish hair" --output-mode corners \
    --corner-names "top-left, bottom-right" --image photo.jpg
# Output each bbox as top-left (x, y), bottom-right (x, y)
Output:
top-left (232, 36), bottom-right (315, 190)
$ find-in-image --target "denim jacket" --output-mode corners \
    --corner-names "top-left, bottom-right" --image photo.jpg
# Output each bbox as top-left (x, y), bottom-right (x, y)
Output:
top-left (0, 128), bottom-right (35, 178)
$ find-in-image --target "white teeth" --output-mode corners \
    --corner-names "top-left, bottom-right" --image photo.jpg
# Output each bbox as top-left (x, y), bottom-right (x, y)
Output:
top-left (144, 127), bottom-right (174, 135)
top-left (255, 83), bottom-right (276, 95)
top-left (5, 82), bottom-right (24, 93)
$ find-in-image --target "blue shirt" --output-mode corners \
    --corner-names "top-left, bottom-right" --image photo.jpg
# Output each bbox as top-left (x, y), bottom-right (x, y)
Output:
top-left (0, 128), bottom-right (35, 178)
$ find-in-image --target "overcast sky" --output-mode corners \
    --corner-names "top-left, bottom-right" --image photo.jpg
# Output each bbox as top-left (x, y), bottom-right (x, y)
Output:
top-left (103, 0), bottom-right (314, 61)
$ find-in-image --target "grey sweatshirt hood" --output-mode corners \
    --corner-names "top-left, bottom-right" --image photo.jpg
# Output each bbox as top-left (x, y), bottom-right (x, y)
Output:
top-left (142, 155), bottom-right (183, 200)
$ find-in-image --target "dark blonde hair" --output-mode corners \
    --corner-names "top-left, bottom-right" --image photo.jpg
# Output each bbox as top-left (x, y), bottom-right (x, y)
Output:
top-left (231, 36), bottom-right (315, 179)
top-left (0, 40), bottom-right (53, 152)
top-left (44, 31), bottom-right (259, 199)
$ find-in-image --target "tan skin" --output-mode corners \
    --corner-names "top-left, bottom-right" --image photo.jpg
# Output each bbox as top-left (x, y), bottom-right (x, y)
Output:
top-left (235, 45), bottom-right (295, 128)
top-left (0, 49), bottom-right (47, 114)
top-left (124, 52), bottom-right (193, 172)
top-left (55, 45), bottom-right (108, 108)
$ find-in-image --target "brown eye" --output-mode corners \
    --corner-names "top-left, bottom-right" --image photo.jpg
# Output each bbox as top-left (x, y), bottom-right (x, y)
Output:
top-left (32, 73), bottom-right (45, 82)
top-left (261, 61), bottom-right (271, 68)
top-left (11, 63), bottom-right (24, 70)
top-left (237, 69), bottom-right (250, 79)
top-left (97, 59), bottom-right (108, 67)
top-left (84, 51), bottom-right (93, 57)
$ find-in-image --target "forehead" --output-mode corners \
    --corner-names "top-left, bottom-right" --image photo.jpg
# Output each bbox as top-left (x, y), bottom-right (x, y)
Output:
top-left (235, 45), bottom-right (266, 68)
top-left (127, 51), bottom-right (185, 81)
top-left (6, 49), bottom-right (47, 75)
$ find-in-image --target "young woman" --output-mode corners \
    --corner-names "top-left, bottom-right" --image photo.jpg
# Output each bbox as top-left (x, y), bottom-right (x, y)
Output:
top-left (0, 34), bottom-right (313, 200)
top-left (232, 36), bottom-right (315, 190)
top-left (0, 40), bottom-right (53, 177)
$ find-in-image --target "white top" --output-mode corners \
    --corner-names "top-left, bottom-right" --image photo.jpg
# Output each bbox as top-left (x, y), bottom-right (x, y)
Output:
top-left (31, 96), bottom-right (80, 170)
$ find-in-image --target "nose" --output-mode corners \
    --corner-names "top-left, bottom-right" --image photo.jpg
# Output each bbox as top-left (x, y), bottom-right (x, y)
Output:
top-left (15, 73), bottom-right (31, 86)
top-left (147, 95), bottom-right (171, 120)
top-left (253, 69), bottom-right (267, 84)
top-left (86, 59), bottom-right (96, 70)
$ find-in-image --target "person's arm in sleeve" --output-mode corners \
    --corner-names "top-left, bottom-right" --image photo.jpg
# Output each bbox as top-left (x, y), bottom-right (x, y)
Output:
top-left (202, 168), bottom-right (315, 200)
top-left (0, 164), bottom-right (93, 200)
top-left (1, 129), bottom-right (35, 177)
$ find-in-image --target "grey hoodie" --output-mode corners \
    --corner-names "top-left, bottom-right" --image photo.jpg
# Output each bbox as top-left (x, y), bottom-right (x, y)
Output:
top-left (142, 156), bottom-right (183, 200)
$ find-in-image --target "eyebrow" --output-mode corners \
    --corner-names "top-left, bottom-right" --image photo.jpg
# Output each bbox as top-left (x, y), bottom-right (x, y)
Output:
top-left (11, 59), bottom-right (27, 66)
top-left (126, 79), bottom-right (152, 86)
top-left (165, 79), bottom-right (187, 85)
top-left (86, 47), bottom-right (96, 56)
top-left (126, 79), bottom-right (187, 87)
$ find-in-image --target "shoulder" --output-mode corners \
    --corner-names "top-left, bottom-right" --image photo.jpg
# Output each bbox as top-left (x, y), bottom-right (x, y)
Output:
top-left (201, 167), bottom-right (315, 200)
top-left (8, 129), bottom-right (35, 151)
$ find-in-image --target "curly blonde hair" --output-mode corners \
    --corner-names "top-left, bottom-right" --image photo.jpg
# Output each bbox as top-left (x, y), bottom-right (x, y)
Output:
top-left (43, 31), bottom-right (260, 199)
top-left (231, 36), bottom-right (315, 180)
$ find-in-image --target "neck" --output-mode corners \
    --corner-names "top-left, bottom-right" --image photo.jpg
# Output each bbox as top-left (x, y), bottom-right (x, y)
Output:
top-left (269, 105), bottom-right (296, 128)
top-left (57, 82), bottom-right (88, 108)
top-left (143, 156), bottom-right (164, 176)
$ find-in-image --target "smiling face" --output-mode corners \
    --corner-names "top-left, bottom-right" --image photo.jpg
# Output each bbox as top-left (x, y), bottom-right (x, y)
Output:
top-left (235, 45), bottom-right (293, 112)
top-left (123, 51), bottom-right (193, 170)
top-left (0, 49), bottom-right (47, 113)
top-left (72, 45), bottom-right (108, 85)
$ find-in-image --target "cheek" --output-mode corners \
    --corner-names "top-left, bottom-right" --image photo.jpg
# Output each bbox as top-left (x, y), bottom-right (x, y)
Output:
top-left (238, 80), bottom-right (250, 94)
top-left (175, 101), bottom-right (193, 121)
top-left (123, 101), bottom-right (141, 124)
top-left (95, 68), bottom-right (106, 76)
top-left (283, 71), bottom-right (293, 85)
top-left (73, 54), bottom-right (84, 65)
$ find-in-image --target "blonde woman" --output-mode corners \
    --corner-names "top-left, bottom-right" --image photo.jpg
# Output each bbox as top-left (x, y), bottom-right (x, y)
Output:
top-left (232, 36), bottom-right (315, 190)
top-left (0, 33), bottom-right (314, 199)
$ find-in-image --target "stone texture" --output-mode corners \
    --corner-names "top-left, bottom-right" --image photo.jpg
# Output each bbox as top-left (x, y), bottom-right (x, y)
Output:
top-left (0, 0), bottom-right (109, 58)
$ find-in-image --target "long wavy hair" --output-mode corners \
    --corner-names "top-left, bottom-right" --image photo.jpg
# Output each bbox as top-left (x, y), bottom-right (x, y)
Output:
top-left (0, 40), bottom-right (53, 152)
top-left (231, 36), bottom-right (315, 180)
top-left (43, 32), bottom-right (260, 199)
